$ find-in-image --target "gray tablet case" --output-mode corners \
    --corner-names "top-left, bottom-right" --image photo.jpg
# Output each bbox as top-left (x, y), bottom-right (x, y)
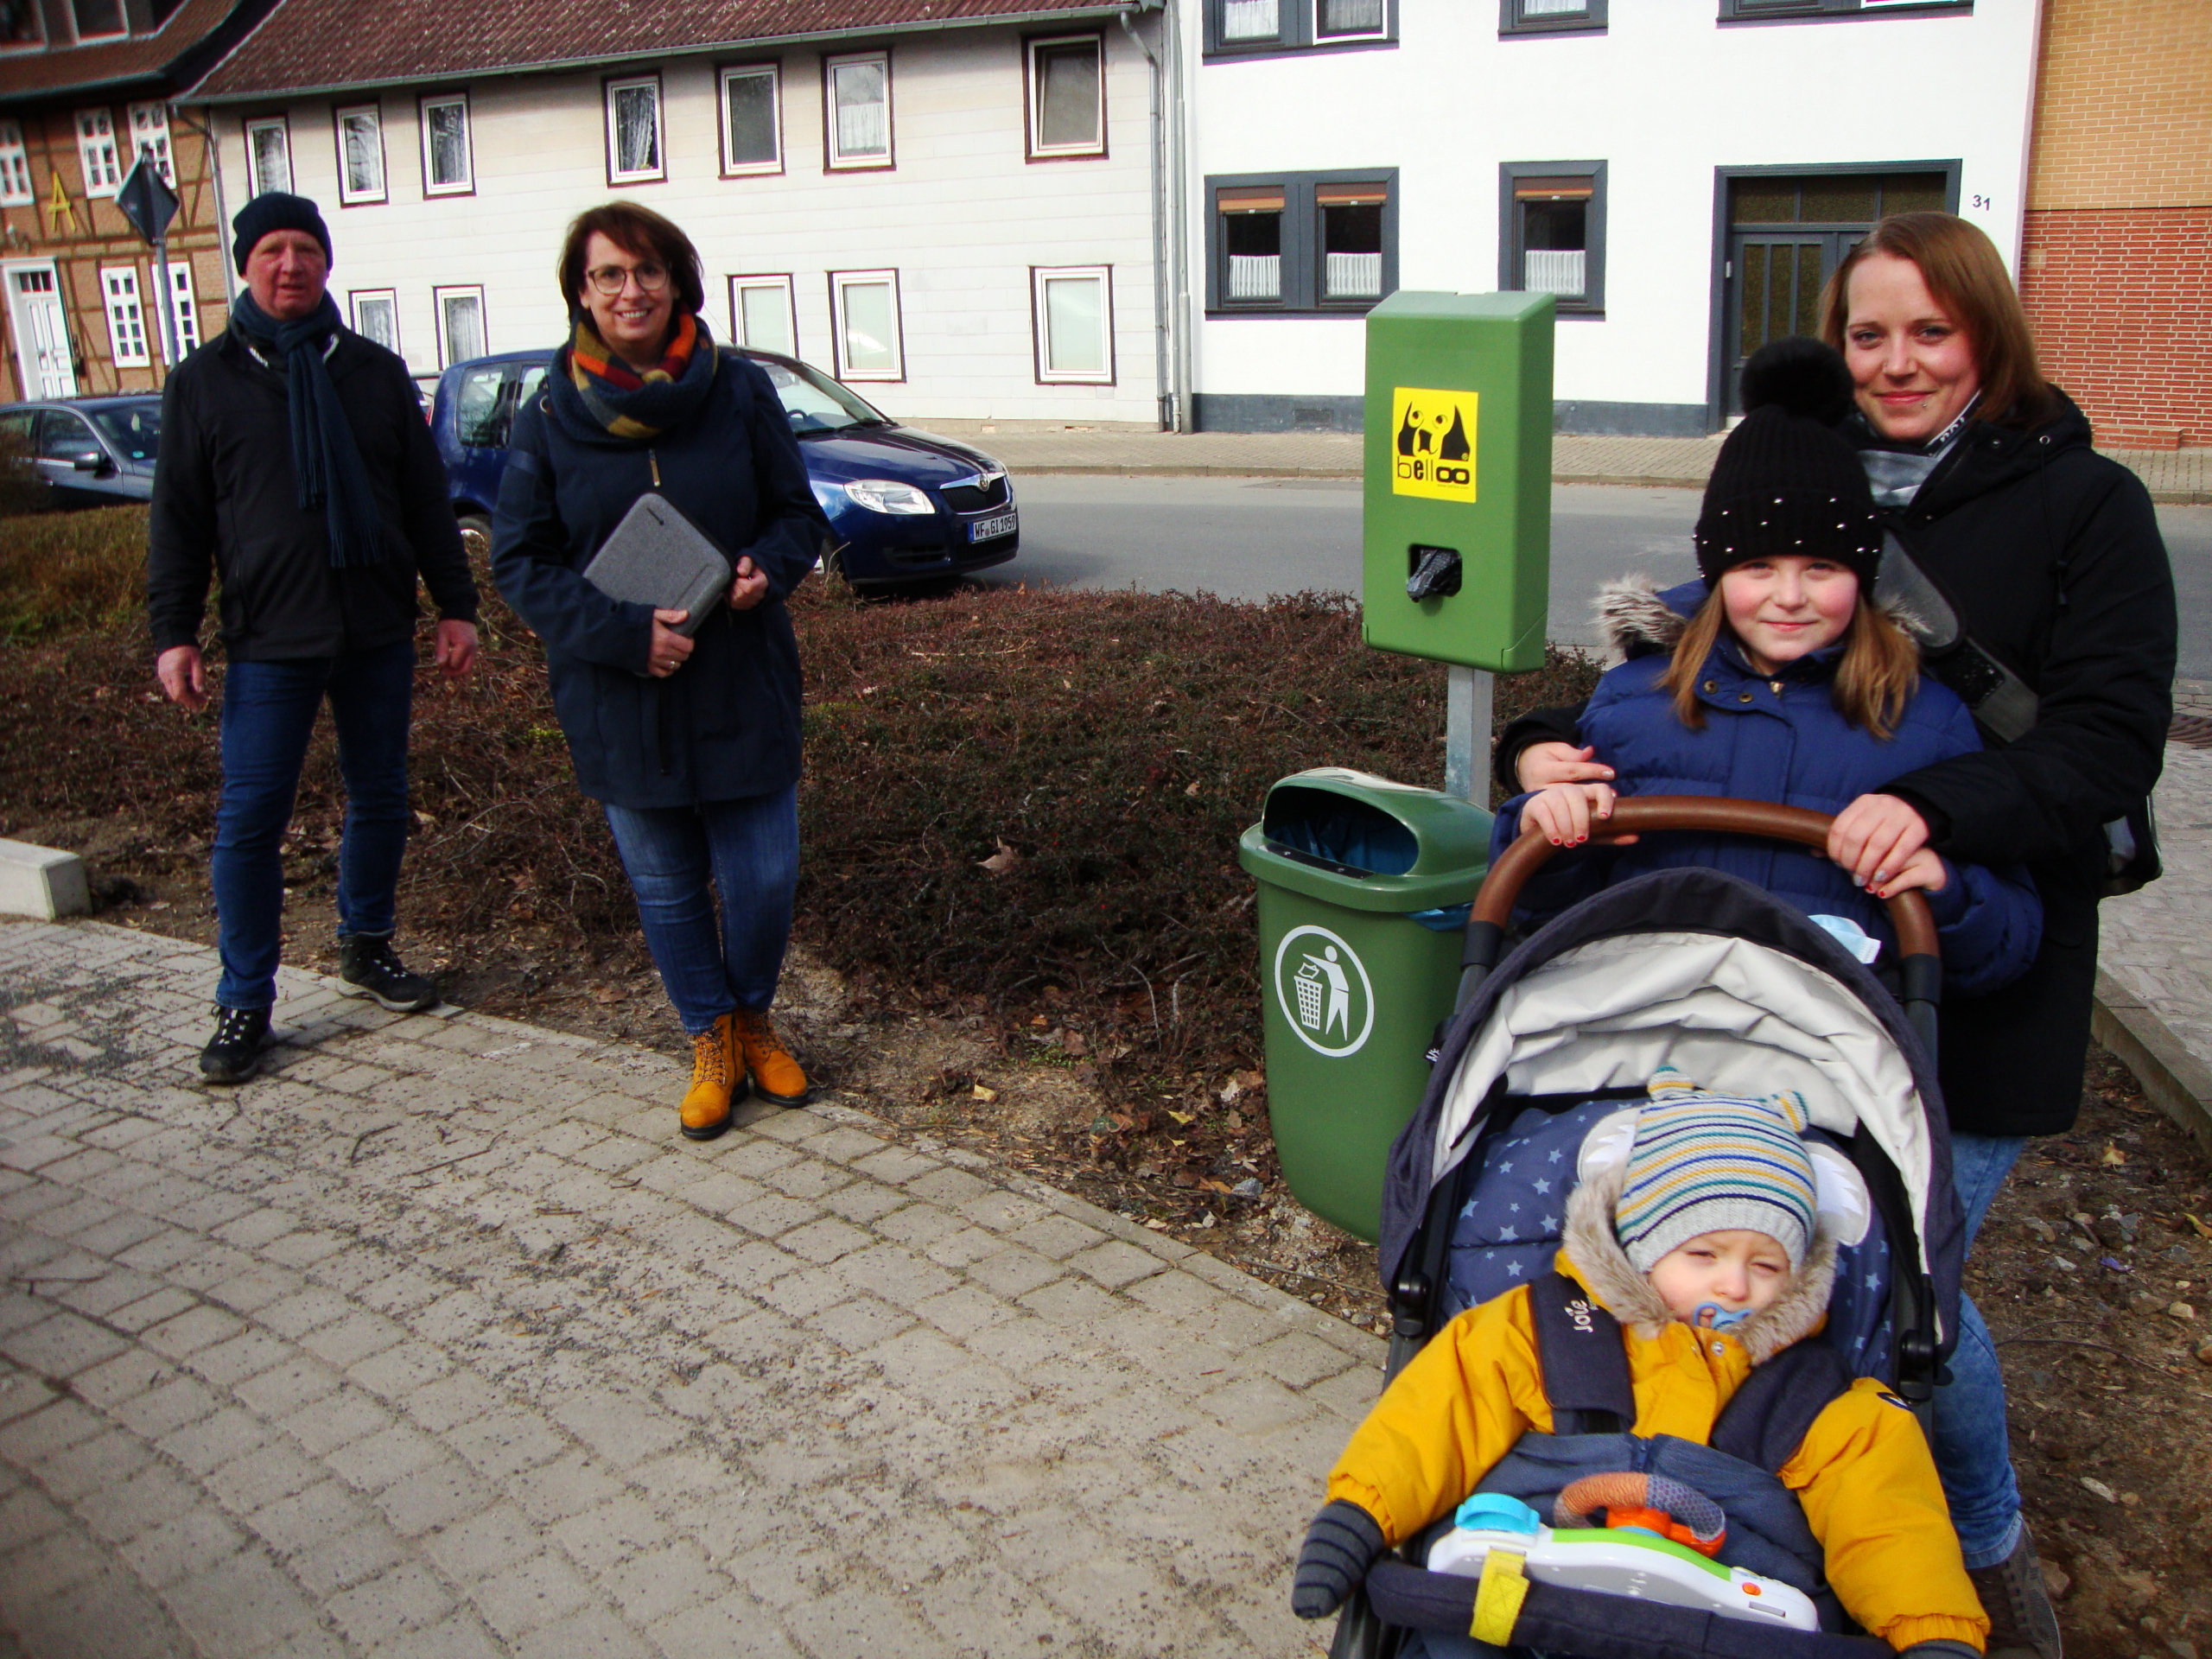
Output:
top-left (580, 493), bottom-right (733, 637)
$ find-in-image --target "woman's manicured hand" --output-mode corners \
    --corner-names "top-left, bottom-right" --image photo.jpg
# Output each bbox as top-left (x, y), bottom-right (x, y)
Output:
top-left (1828, 792), bottom-right (1931, 890)
top-left (1516, 741), bottom-right (1614, 792)
top-left (728, 556), bottom-right (768, 612)
top-left (1522, 782), bottom-right (1623, 847)
top-left (647, 610), bottom-right (694, 677)
top-left (1872, 846), bottom-right (1948, 899)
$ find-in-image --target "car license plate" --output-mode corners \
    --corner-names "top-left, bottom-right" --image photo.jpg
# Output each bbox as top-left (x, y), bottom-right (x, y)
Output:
top-left (969, 511), bottom-right (1017, 543)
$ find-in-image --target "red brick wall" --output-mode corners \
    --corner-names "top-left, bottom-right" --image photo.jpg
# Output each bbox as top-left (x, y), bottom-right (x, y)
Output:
top-left (2018, 206), bottom-right (2212, 449)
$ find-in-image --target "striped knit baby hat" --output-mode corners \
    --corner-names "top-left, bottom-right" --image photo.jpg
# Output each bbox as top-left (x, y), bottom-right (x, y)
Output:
top-left (1614, 1069), bottom-right (1819, 1274)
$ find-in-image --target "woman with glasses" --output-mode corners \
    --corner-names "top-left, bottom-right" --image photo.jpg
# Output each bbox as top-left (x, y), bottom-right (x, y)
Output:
top-left (492, 202), bottom-right (830, 1141)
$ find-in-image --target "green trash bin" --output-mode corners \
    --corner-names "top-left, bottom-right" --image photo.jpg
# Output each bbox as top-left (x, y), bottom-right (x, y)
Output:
top-left (1236, 767), bottom-right (1492, 1243)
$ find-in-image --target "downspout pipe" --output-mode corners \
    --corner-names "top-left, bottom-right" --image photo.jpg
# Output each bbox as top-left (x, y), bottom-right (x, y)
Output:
top-left (1118, 5), bottom-right (1172, 431)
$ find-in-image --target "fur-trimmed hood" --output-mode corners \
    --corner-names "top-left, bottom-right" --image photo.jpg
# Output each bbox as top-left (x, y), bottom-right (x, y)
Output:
top-left (1595, 574), bottom-right (1694, 661)
top-left (1562, 1162), bottom-right (1838, 1366)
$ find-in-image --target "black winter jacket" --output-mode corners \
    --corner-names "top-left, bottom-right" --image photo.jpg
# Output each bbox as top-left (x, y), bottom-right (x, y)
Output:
top-left (489, 349), bottom-right (827, 810)
top-left (147, 327), bottom-right (477, 658)
top-left (1498, 391), bottom-right (2174, 1136)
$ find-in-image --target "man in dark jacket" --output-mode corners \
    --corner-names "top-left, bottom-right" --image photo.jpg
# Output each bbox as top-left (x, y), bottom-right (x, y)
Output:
top-left (148, 192), bottom-right (479, 1084)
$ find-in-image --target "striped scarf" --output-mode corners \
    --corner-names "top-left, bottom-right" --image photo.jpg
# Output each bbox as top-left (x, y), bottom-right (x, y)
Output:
top-left (560, 310), bottom-right (716, 442)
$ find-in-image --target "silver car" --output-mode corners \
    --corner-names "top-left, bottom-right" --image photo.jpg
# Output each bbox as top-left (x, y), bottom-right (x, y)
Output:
top-left (0, 395), bottom-right (161, 509)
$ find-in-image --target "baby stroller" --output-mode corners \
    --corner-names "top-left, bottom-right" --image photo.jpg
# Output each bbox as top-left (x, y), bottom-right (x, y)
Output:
top-left (1333, 798), bottom-right (1967, 1659)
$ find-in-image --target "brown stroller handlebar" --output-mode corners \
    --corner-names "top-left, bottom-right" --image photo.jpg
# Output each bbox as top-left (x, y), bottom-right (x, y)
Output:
top-left (1473, 796), bottom-right (1939, 961)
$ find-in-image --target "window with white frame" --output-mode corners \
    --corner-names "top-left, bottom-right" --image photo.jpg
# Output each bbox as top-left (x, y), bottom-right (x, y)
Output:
top-left (433, 284), bottom-right (485, 366)
top-left (99, 266), bottom-right (149, 366)
top-left (729, 274), bottom-right (797, 356)
top-left (824, 53), bottom-right (891, 169)
top-left (334, 104), bottom-right (385, 204)
top-left (720, 64), bottom-right (780, 175)
top-left (350, 289), bottom-right (399, 353)
top-left (1033, 266), bottom-right (1112, 384)
top-left (1027, 35), bottom-right (1103, 160)
top-left (420, 93), bottom-right (472, 195)
top-left (605, 74), bottom-right (664, 184)
top-left (0, 121), bottom-right (31, 206)
top-left (71, 0), bottom-right (124, 39)
top-left (76, 109), bottom-right (121, 197)
top-left (829, 270), bottom-right (901, 380)
top-left (162, 261), bottom-right (200, 359)
top-left (126, 103), bottom-right (173, 185)
top-left (245, 116), bottom-right (290, 195)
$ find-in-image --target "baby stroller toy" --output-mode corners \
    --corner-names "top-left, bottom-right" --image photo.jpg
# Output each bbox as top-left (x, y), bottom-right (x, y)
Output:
top-left (1332, 798), bottom-right (1969, 1659)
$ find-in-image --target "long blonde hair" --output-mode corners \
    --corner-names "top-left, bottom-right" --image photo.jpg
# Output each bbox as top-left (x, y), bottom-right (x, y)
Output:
top-left (1659, 589), bottom-right (1921, 739)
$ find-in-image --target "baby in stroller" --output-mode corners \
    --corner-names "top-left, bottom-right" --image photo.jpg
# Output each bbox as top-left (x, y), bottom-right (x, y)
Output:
top-left (1294, 1068), bottom-right (1989, 1657)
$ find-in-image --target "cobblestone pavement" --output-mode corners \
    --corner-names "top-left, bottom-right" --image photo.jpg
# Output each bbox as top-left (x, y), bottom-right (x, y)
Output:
top-left (930, 426), bottom-right (2208, 502)
top-left (0, 920), bottom-right (1376, 1658)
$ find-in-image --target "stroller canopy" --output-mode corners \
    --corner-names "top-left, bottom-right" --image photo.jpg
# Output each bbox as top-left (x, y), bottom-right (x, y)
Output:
top-left (1382, 868), bottom-right (1963, 1355)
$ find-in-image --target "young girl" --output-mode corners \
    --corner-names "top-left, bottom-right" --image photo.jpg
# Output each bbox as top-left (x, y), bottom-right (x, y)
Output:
top-left (1494, 340), bottom-right (2041, 997)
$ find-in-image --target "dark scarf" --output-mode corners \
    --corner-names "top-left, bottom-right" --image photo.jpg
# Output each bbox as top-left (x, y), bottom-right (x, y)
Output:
top-left (229, 290), bottom-right (387, 569)
top-left (551, 310), bottom-right (719, 444)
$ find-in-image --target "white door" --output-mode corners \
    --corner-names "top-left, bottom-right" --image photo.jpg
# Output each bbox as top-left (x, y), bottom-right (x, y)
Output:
top-left (4, 264), bottom-right (75, 397)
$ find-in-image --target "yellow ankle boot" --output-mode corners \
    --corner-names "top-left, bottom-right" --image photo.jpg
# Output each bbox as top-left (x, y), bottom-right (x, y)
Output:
top-left (680, 1015), bottom-right (740, 1140)
top-left (732, 1008), bottom-right (809, 1106)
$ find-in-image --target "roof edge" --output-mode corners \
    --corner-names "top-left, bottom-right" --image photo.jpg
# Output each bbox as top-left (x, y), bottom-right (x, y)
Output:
top-left (183, 1), bottom-right (1140, 105)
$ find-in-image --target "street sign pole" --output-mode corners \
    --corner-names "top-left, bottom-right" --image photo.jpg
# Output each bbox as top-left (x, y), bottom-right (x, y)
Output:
top-left (115, 151), bottom-right (182, 374)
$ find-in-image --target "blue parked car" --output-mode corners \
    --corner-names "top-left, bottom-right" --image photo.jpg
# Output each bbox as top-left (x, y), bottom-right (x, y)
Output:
top-left (430, 347), bottom-right (1018, 589)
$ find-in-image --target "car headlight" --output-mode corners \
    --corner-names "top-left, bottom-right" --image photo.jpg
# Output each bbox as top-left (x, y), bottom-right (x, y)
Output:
top-left (842, 479), bottom-right (935, 516)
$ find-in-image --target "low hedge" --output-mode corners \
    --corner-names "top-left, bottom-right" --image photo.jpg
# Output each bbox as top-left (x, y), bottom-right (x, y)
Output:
top-left (0, 512), bottom-right (1600, 1068)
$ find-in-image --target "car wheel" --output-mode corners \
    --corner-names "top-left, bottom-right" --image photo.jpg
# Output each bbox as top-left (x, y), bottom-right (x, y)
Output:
top-left (457, 512), bottom-right (493, 563)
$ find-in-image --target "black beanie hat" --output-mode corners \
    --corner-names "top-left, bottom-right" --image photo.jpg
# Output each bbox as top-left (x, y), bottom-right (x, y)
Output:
top-left (231, 191), bottom-right (334, 276)
top-left (1694, 337), bottom-right (1882, 589)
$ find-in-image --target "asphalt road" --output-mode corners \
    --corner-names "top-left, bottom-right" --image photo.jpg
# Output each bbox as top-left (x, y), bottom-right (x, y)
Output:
top-left (977, 475), bottom-right (2212, 677)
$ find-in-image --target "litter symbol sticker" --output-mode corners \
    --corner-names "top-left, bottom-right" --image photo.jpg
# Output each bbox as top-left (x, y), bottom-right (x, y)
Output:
top-left (1272, 925), bottom-right (1375, 1058)
top-left (1390, 387), bottom-right (1478, 502)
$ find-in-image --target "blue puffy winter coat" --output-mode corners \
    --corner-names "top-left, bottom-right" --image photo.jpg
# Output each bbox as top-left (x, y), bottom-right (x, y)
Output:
top-left (1491, 579), bottom-right (2043, 996)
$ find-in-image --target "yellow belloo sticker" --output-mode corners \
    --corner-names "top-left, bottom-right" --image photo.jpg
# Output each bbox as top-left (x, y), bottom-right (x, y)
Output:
top-left (1390, 386), bottom-right (1478, 502)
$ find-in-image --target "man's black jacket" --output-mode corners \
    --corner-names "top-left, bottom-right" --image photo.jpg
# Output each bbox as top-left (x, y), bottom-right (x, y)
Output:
top-left (1495, 391), bottom-right (2174, 1135)
top-left (147, 326), bottom-right (477, 659)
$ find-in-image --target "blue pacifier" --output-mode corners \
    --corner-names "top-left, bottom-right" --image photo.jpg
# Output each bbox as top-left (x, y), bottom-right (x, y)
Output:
top-left (1693, 1303), bottom-right (1754, 1331)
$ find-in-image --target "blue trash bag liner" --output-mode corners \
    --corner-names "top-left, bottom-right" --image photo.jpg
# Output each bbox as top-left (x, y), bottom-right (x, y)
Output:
top-left (1263, 789), bottom-right (1472, 933)
top-left (1445, 1102), bottom-right (1893, 1377)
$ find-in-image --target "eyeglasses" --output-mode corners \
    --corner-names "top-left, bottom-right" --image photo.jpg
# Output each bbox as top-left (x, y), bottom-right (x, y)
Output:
top-left (584, 261), bottom-right (671, 297)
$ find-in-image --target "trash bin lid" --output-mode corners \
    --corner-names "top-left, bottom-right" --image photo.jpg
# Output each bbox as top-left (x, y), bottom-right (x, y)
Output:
top-left (1238, 767), bottom-right (1492, 912)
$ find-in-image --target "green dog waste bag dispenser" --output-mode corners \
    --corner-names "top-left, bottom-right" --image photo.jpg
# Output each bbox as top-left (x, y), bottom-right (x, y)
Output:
top-left (1363, 289), bottom-right (1554, 671)
top-left (1237, 770), bottom-right (1491, 1243)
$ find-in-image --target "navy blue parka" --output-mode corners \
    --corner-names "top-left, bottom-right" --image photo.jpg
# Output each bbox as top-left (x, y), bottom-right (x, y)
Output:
top-left (491, 350), bottom-right (828, 809)
top-left (1490, 580), bottom-right (2044, 999)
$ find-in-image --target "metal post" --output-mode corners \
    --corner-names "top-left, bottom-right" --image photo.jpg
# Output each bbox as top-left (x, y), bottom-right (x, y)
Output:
top-left (152, 226), bottom-right (181, 374)
top-left (1445, 664), bottom-right (1493, 808)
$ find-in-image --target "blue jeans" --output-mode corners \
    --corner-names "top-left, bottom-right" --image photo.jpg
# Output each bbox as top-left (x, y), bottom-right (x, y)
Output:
top-left (213, 641), bottom-right (416, 1010)
top-left (602, 787), bottom-right (798, 1035)
top-left (1932, 1130), bottom-right (2028, 1567)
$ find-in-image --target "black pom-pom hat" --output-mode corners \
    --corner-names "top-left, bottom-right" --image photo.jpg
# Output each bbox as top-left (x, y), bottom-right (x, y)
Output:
top-left (1694, 336), bottom-right (1883, 589)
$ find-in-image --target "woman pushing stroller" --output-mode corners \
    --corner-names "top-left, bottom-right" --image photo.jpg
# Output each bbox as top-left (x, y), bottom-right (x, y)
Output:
top-left (1495, 337), bottom-right (2041, 999)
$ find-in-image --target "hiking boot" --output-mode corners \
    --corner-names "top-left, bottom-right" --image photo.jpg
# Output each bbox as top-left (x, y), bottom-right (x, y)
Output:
top-left (680, 1015), bottom-right (739, 1141)
top-left (1967, 1522), bottom-right (2063, 1659)
top-left (733, 1008), bottom-right (810, 1106)
top-left (336, 933), bottom-right (440, 1013)
top-left (200, 1004), bottom-right (272, 1084)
